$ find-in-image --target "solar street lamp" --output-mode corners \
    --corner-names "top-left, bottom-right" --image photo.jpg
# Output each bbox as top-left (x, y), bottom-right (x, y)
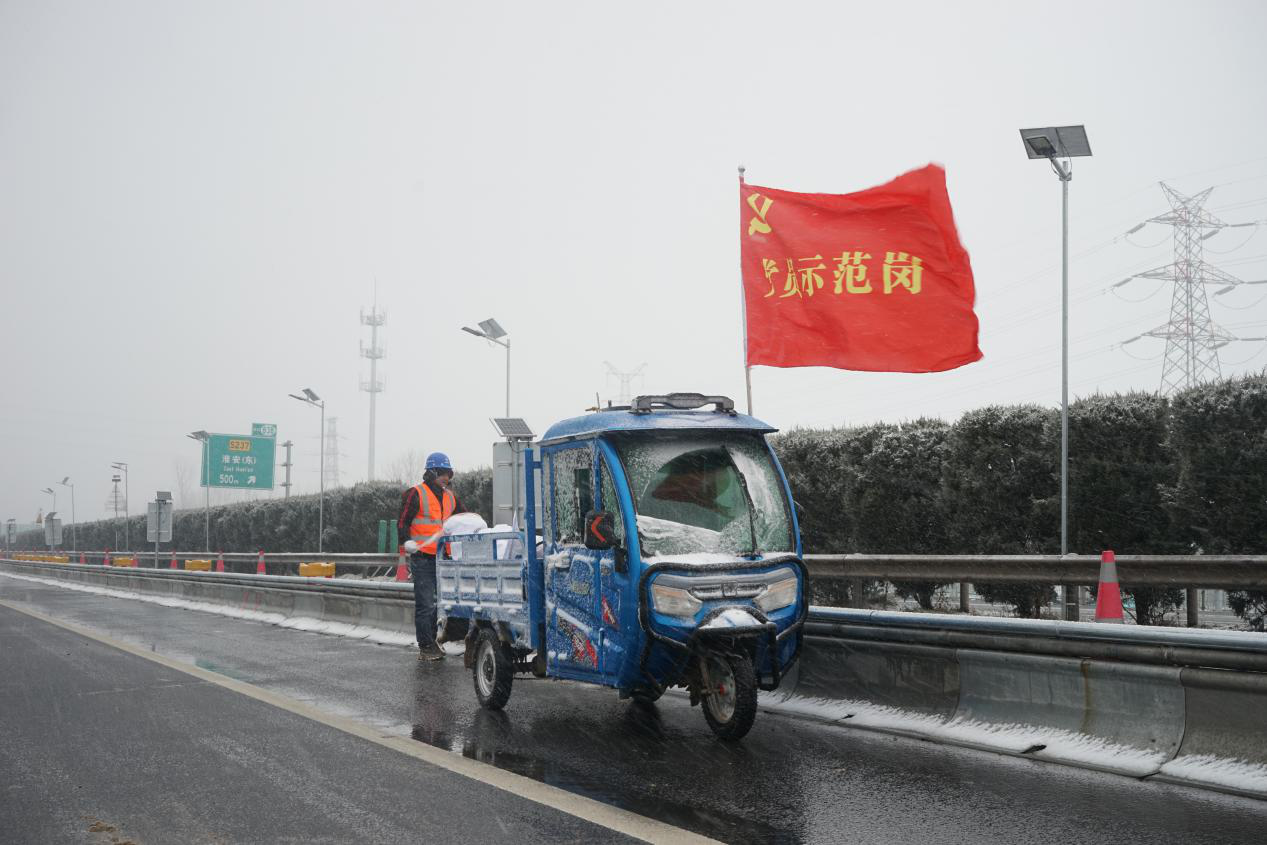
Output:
top-left (41, 486), bottom-right (56, 515)
top-left (59, 476), bottom-right (76, 550)
top-left (462, 318), bottom-right (511, 417)
top-left (187, 431), bottom-right (211, 551)
top-left (111, 461), bottom-right (130, 550)
top-left (1019, 125), bottom-right (1093, 621)
top-left (289, 389), bottom-right (326, 552)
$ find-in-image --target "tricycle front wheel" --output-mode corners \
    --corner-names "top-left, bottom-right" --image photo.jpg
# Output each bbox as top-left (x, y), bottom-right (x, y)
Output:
top-left (701, 652), bottom-right (757, 741)
top-left (473, 628), bottom-right (514, 710)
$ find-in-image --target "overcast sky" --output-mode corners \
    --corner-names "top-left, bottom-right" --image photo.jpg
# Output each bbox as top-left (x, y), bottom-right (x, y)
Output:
top-left (3, 1), bottom-right (1266, 528)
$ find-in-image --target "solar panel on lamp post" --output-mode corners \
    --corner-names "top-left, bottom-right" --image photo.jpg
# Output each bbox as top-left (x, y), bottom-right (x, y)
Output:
top-left (1019, 125), bottom-right (1093, 622)
top-left (462, 318), bottom-right (511, 417)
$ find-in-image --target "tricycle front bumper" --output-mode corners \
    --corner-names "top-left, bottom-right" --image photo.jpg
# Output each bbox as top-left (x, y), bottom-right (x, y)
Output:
top-left (635, 554), bottom-right (808, 695)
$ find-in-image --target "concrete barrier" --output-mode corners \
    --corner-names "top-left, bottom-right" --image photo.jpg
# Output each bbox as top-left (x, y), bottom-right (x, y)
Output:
top-left (1156, 669), bottom-right (1267, 798)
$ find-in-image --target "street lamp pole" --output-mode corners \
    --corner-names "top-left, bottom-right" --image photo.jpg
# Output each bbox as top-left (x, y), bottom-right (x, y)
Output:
top-left (59, 477), bottom-right (76, 549)
top-left (111, 462), bottom-right (129, 551)
top-left (187, 432), bottom-right (211, 551)
top-left (289, 389), bottom-right (326, 553)
top-left (461, 318), bottom-right (510, 416)
top-left (41, 487), bottom-right (56, 517)
top-left (1020, 125), bottom-right (1092, 622)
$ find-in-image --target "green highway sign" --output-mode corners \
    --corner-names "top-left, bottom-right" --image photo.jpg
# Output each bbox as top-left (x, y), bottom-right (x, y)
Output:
top-left (252, 422), bottom-right (277, 438)
top-left (199, 433), bottom-right (276, 490)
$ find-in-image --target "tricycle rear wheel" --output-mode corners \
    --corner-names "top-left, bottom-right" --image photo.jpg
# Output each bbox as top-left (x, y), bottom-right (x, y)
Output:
top-left (473, 628), bottom-right (514, 710)
top-left (701, 652), bottom-right (757, 741)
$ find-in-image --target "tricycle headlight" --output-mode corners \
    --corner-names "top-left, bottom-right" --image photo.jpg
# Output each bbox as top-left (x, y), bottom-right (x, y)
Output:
top-left (754, 575), bottom-right (798, 613)
top-left (650, 583), bottom-right (703, 618)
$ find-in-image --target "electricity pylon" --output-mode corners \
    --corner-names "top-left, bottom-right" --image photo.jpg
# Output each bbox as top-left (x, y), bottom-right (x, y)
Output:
top-left (1117, 183), bottom-right (1265, 395)
top-left (604, 361), bottom-right (647, 406)
top-left (323, 416), bottom-right (347, 489)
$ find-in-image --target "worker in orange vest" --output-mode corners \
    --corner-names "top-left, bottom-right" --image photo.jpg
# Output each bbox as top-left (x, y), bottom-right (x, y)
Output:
top-left (398, 452), bottom-right (469, 660)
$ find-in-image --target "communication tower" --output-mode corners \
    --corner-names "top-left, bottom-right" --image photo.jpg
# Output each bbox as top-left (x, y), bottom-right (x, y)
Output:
top-left (360, 299), bottom-right (386, 481)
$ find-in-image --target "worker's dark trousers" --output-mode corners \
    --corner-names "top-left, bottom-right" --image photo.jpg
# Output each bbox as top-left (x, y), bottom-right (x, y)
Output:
top-left (410, 552), bottom-right (437, 648)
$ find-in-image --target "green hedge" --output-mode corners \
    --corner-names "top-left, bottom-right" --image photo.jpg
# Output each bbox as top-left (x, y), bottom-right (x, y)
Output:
top-left (770, 375), bottom-right (1267, 622)
top-left (13, 469), bottom-right (494, 555)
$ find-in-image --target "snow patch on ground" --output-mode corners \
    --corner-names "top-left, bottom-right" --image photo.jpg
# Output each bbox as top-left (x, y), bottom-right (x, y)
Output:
top-left (766, 695), bottom-right (1169, 777)
top-left (0, 571), bottom-right (417, 647)
top-left (1161, 755), bottom-right (1267, 795)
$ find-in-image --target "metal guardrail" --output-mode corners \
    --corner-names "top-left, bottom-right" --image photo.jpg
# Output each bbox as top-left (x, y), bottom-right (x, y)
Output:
top-left (10, 551), bottom-right (1267, 587)
top-left (13, 551), bottom-right (402, 568)
top-left (806, 607), bottom-right (1267, 673)
top-left (803, 554), bottom-right (1267, 591)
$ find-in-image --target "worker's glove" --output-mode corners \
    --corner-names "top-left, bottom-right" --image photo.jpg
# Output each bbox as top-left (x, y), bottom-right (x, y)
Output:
top-left (403, 540), bottom-right (419, 554)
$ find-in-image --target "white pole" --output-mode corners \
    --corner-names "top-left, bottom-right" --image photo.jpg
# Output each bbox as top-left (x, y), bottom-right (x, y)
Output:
top-left (319, 401), bottom-right (326, 553)
top-left (738, 165), bottom-right (754, 416)
top-left (204, 443), bottom-right (210, 551)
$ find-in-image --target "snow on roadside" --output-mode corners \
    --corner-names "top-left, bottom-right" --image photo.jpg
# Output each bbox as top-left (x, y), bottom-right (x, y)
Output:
top-left (1160, 755), bottom-right (1267, 795)
top-left (766, 694), bottom-right (1170, 777)
top-left (0, 570), bottom-right (417, 647)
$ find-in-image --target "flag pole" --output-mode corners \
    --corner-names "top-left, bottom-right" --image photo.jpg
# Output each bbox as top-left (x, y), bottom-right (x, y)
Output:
top-left (738, 164), bottom-right (754, 416)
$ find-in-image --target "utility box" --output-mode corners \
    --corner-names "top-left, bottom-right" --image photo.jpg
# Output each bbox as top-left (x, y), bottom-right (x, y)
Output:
top-left (44, 517), bottom-right (63, 548)
top-left (492, 441), bottom-right (542, 528)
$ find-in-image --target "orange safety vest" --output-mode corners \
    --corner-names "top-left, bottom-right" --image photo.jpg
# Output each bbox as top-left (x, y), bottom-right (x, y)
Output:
top-left (409, 483), bottom-right (457, 555)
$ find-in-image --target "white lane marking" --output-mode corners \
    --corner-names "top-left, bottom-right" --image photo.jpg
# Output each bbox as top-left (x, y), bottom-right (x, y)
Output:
top-left (0, 598), bottom-right (719, 845)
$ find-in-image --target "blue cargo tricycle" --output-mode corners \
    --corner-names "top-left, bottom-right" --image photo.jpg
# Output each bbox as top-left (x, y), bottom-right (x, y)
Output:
top-left (435, 393), bottom-right (806, 740)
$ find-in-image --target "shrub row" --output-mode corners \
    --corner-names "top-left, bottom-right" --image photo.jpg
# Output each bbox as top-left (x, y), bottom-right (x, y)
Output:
top-left (13, 470), bottom-right (493, 556)
top-left (772, 374), bottom-right (1267, 625)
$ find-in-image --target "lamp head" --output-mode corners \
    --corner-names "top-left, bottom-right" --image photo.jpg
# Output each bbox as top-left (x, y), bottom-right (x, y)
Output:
top-left (477, 318), bottom-right (507, 339)
top-left (1019, 125), bottom-right (1092, 160)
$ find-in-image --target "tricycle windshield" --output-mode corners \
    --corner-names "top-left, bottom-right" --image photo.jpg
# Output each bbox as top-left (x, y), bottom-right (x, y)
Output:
top-left (612, 431), bottom-right (794, 558)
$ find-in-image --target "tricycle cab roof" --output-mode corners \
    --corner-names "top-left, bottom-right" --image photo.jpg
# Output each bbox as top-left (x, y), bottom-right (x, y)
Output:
top-left (539, 408), bottom-right (777, 446)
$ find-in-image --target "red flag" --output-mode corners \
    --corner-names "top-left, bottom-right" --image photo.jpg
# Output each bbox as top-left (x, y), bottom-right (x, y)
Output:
top-left (741, 164), bottom-right (981, 372)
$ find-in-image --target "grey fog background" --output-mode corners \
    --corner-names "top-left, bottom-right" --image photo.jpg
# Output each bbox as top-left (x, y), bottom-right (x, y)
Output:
top-left (3, 1), bottom-right (1266, 526)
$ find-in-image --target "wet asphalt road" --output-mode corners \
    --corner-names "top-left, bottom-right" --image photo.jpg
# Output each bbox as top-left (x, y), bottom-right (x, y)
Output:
top-left (0, 602), bottom-right (630, 844)
top-left (3, 575), bottom-right (1267, 844)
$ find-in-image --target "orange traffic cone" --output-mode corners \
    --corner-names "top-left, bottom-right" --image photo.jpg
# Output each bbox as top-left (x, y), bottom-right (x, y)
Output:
top-left (79, 551), bottom-right (86, 564)
top-left (170, 555), bottom-right (179, 569)
top-left (395, 550), bottom-right (410, 583)
top-left (103, 549), bottom-right (111, 567)
top-left (215, 552), bottom-right (225, 573)
top-left (1094, 550), bottom-right (1125, 623)
top-left (256, 550), bottom-right (266, 575)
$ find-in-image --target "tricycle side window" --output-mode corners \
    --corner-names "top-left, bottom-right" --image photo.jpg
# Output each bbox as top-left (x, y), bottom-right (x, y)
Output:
top-left (597, 456), bottom-right (625, 546)
top-left (550, 446), bottom-right (593, 545)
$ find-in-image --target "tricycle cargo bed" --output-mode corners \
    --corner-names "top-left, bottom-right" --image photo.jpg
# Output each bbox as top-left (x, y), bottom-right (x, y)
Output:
top-left (437, 530), bottom-right (531, 645)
